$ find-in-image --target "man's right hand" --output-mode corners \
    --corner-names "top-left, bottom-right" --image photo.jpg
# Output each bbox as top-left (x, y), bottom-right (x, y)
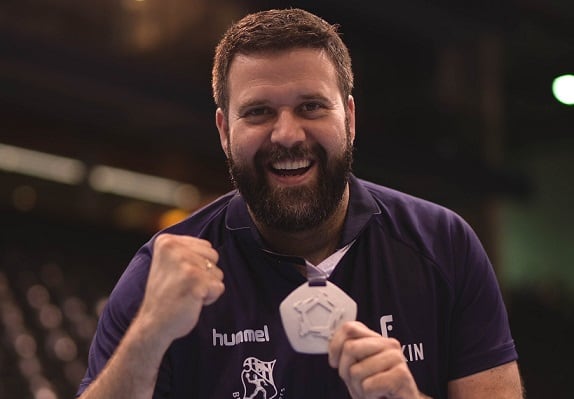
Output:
top-left (137, 233), bottom-right (225, 344)
top-left (78, 234), bottom-right (225, 399)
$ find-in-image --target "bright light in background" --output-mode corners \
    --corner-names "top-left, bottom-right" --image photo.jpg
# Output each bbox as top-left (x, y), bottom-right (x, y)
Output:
top-left (0, 142), bottom-right (204, 209)
top-left (89, 165), bottom-right (200, 209)
top-left (158, 208), bottom-right (190, 229)
top-left (552, 74), bottom-right (574, 106)
top-left (0, 144), bottom-right (86, 184)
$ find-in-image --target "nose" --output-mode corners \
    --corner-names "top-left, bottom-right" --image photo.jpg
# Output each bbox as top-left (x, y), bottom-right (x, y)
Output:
top-left (270, 109), bottom-right (306, 148)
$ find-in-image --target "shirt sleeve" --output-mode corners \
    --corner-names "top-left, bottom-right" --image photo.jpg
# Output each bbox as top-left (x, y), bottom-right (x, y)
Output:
top-left (448, 217), bottom-right (518, 380)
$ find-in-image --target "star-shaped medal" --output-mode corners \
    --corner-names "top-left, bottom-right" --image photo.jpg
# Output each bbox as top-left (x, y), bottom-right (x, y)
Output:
top-left (279, 281), bottom-right (357, 354)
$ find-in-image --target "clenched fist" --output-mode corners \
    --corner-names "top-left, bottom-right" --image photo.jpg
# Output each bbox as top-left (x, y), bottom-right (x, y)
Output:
top-left (329, 321), bottom-right (423, 399)
top-left (137, 234), bottom-right (225, 344)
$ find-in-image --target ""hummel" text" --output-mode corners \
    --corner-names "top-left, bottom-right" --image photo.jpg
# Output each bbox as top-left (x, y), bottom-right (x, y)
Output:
top-left (212, 325), bottom-right (270, 347)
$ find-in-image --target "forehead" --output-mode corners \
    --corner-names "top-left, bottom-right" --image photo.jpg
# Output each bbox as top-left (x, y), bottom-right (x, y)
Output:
top-left (227, 48), bottom-right (340, 105)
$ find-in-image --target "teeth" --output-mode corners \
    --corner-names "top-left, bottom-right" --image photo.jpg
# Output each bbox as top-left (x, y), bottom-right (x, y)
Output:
top-left (272, 159), bottom-right (311, 170)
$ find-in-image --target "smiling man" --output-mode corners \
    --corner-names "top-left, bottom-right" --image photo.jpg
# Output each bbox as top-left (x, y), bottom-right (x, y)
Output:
top-left (218, 48), bottom-right (354, 262)
top-left (76, 9), bottom-right (523, 399)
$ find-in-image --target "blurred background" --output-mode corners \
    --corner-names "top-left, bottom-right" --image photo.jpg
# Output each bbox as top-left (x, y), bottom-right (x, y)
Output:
top-left (0, 0), bottom-right (572, 398)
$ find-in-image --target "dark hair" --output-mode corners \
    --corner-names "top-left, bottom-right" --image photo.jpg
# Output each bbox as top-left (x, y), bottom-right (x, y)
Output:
top-left (212, 8), bottom-right (354, 111)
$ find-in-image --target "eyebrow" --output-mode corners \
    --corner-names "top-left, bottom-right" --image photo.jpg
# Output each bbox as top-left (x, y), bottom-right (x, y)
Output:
top-left (236, 93), bottom-right (334, 112)
top-left (299, 93), bottom-right (333, 103)
top-left (236, 99), bottom-right (269, 116)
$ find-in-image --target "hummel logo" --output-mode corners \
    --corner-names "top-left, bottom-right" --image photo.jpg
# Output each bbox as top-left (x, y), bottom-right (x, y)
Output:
top-left (212, 325), bottom-right (270, 347)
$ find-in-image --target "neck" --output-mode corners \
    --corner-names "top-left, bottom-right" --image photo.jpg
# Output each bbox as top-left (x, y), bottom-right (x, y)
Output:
top-left (252, 185), bottom-right (350, 265)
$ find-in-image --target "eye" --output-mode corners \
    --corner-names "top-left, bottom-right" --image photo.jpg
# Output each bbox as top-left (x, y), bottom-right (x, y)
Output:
top-left (298, 101), bottom-right (330, 119)
top-left (244, 107), bottom-right (270, 117)
top-left (300, 102), bottom-right (324, 113)
top-left (241, 107), bottom-right (274, 124)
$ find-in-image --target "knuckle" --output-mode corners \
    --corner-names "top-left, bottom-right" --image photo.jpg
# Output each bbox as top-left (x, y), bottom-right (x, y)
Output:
top-left (361, 378), bottom-right (379, 399)
top-left (341, 338), bottom-right (357, 356)
top-left (213, 280), bottom-right (225, 295)
top-left (339, 320), bottom-right (356, 336)
top-left (154, 234), bottom-right (168, 248)
top-left (186, 263), bottom-right (205, 278)
top-left (360, 383), bottom-right (373, 398)
top-left (387, 337), bottom-right (401, 349)
top-left (154, 233), bottom-right (177, 250)
top-left (345, 338), bottom-right (360, 354)
top-left (348, 362), bottom-right (362, 381)
top-left (337, 364), bottom-right (347, 380)
top-left (215, 268), bottom-right (224, 280)
top-left (191, 282), bottom-right (209, 299)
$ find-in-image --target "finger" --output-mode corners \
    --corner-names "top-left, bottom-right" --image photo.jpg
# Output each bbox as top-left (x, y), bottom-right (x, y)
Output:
top-left (337, 336), bottom-right (387, 379)
top-left (203, 279), bottom-right (225, 305)
top-left (360, 361), bottom-right (416, 399)
top-left (190, 244), bottom-right (219, 265)
top-left (192, 237), bottom-right (217, 248)
top-left (348, 336), bottom-right (402, 365)
top-left (155, 234), bottom-right (219, 265)
top-left (328, 321), bottom-right (380, 367)
top-left (186, 255), bottom-right (225, 301)
top-left (337, 337), bottom-right (403, 396)
top-left (187, 268), bottom-right (225, 305)
top-left (202, 259), bottom-right (224, 281)
top-left (347, 346), bottom-right (405, 384)
top-left (204, 259), bottom-right (215, 271)
top-left (337, 337), bottom-right (385, 396)
top-left (174, 235), bottom-right (215, 249)
top-left (172, 246), bottom-right (220, 276)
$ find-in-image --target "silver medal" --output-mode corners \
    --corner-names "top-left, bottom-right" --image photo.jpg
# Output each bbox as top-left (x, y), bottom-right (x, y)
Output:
top-left (280, 281), bottom-right (357, 354)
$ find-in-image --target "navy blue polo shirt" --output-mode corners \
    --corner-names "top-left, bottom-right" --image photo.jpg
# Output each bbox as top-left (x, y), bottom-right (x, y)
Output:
top-left (78, 175), bottom-right (517, 399)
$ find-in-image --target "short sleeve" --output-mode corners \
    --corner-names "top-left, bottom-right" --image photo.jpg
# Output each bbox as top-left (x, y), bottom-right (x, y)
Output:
top-left (448, 219), bottom-right (518, 379)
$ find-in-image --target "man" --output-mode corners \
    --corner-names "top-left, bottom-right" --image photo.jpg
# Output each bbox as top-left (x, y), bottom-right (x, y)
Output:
top-left (77, 8), bottom-right (523, 399)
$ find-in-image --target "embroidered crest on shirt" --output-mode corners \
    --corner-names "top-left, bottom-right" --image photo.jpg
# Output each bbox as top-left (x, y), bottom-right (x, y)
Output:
top-left (240, 357), bottom-right (278, 399)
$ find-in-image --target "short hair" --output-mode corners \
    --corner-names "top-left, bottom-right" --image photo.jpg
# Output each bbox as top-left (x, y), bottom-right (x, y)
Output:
top-left (212, 8), bottom-right (354, 112)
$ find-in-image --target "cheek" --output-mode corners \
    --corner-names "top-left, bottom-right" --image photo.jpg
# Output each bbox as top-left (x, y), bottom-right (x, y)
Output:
top-left (228, 126), bottom-right (265, 163)
top-left (316, 122), bottom-right (350, 155)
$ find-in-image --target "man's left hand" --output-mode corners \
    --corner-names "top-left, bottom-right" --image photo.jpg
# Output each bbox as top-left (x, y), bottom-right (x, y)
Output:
top-left (328, 321), bottom-right (426, 399)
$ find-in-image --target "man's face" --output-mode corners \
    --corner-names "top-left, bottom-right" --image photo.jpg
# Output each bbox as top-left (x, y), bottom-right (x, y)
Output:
top-left (216, 48), bottom-right (356, 232)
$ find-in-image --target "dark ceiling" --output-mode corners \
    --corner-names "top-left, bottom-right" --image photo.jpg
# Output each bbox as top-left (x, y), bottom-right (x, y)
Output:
top-left (1, 0), bottom-right (572, 229)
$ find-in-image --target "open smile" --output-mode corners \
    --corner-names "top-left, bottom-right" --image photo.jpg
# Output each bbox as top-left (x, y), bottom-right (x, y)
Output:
top-left (270, 159), bottom-right (314, 177)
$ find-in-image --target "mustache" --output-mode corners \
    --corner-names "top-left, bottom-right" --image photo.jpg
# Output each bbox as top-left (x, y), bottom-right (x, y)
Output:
top-left (254, 143), bottom-right (326, 165)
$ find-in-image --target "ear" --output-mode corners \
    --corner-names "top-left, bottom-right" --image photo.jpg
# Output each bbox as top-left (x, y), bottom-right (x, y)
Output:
top-left (215, 108), bottom-right (229, 157)
top-left (346, 95), bottom-right (356, 143)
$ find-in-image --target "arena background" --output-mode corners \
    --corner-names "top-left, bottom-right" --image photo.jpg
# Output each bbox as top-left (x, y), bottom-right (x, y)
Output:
top-left (1, 1), bottom-right (573, 398)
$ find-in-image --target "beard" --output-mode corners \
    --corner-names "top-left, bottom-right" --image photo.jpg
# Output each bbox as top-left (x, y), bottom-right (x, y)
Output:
top-left (227, 129), bottom-right (354, 233)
